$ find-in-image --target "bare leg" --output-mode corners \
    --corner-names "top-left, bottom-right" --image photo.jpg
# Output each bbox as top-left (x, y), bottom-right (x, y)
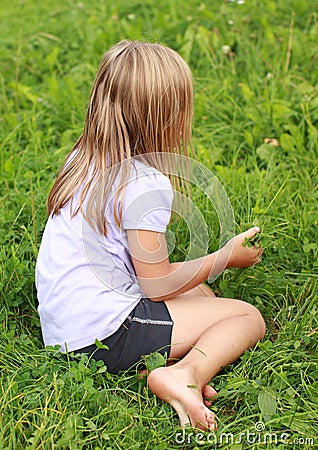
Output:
top-left (148, 296), bottom-right (266, 430)
top-left (179, 283), bottom-right (217, 405)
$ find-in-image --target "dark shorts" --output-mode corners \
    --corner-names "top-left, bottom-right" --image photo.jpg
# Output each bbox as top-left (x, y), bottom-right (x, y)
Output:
top-left (73, 298), bottom-right (174, 374)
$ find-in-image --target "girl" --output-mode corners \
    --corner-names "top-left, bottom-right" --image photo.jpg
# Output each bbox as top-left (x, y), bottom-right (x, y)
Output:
top-left (36, 40), bottom-right (265, 431)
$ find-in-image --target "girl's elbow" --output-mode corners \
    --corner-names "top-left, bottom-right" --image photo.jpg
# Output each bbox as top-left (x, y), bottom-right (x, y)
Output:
top-left (138, 281), bottom-right (173, 302)
top-left (139, 284), bottom-right (166, 302)
top-left (137, 271), bottom-right (176, 302)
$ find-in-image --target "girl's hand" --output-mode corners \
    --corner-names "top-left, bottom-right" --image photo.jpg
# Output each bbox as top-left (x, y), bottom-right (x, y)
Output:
top-left (223, 227), bottom-right (264, 269)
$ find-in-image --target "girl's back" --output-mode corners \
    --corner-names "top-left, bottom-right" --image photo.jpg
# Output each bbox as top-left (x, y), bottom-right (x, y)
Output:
top-left (36, 158), bottom-right (173, 352)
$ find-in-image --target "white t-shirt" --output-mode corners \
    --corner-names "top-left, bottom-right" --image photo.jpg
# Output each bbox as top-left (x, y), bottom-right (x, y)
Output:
top-left (35, 160), bottom-right (173, 352)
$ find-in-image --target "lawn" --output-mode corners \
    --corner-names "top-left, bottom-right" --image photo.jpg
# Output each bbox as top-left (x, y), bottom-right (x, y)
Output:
top-left (0, 0), bottom-right (317, 448)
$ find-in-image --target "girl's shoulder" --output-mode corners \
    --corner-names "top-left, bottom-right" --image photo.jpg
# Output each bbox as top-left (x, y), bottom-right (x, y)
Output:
top-left (130, 159), bottom-right (172, 190)
top-left (120, 159), bottom-right (174, 231)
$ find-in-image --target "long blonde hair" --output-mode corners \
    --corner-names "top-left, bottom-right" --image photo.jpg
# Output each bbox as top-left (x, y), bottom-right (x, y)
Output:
top-left (48, 40), bottom-right (193, 235)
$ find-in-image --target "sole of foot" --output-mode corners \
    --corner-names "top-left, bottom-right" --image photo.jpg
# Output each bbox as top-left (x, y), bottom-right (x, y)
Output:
top-left (148, 365), bottom-right (217, 431)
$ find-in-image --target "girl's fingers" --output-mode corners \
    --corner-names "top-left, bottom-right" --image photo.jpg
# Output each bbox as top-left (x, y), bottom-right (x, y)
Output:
top-left (255, 246), bottom-right (264, 264)
top-left (248, 226), bottom-right (261, 237)
top-left (239, 227), bottom-right (260, 240)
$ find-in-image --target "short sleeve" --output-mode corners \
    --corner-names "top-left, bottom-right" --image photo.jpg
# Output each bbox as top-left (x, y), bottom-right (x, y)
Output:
top-left (121, 167), bottom-right (173, 233)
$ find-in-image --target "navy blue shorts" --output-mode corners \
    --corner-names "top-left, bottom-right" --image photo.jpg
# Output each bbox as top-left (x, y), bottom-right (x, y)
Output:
top-left (73, 298), bottom-right (174, 374)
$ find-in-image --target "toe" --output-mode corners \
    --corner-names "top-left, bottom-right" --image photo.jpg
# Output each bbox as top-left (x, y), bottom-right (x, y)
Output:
top-left (206, 411), bottom-right (217, 431)
top-left (203, 385), bottom-right (217, 406)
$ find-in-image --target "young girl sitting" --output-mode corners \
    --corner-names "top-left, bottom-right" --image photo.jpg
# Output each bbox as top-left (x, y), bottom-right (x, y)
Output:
top-left (36, 40), bottom-right (265, 431)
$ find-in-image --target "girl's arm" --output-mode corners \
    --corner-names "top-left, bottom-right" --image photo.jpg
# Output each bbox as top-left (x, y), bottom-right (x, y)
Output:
top-left (127, 227), bottom-right (263, 302)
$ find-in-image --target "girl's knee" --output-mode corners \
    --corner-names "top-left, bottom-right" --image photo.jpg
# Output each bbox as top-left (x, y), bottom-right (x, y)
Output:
top-left (247, 303), bottom-right (266, 340)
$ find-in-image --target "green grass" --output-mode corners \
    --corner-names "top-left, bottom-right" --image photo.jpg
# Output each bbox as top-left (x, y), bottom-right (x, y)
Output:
top-left (1, 0), bottom-right (317, 448)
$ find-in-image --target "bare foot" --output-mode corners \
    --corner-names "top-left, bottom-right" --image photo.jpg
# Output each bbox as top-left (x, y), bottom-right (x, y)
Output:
top-left (183, 284), bottom-right (216, 298)
top-left (148, 365), bottom-right (217, 431)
